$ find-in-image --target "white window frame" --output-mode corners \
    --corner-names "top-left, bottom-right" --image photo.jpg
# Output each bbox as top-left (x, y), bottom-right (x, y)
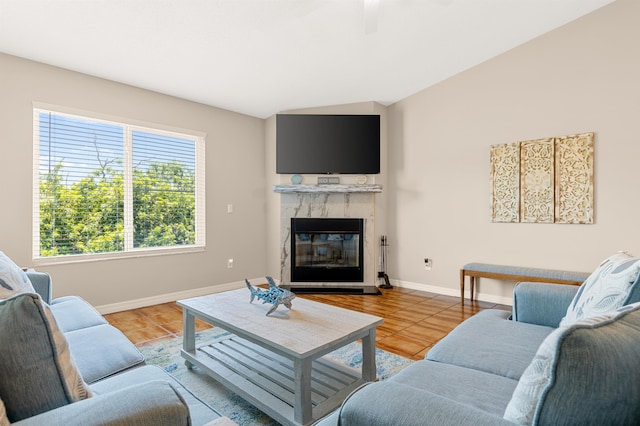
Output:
top-left (32, 103), bottom-right (206, 265)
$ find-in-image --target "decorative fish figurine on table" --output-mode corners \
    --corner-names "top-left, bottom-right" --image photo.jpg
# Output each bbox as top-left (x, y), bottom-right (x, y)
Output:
top-left (245, 276), bottom-right (295, 316)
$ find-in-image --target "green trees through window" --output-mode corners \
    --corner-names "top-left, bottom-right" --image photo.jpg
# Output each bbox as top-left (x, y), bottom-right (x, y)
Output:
top-left (35, 109), bottom-right (205, 259)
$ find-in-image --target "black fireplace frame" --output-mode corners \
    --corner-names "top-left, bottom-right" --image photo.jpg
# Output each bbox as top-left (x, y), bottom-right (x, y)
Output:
top-left (290, 217), bottom-right (364, 283)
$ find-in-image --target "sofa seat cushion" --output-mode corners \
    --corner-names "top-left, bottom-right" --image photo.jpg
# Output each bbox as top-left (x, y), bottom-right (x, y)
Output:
top-left (331, 360), bottom-right (517, 425)
top-left (390, 360), bottom-right (518, 415)
top-left (426, 309), bottom-right (554, 380)
top-left (49, 296), bottom-right (108, 332)
top-left (15, 380), bottom-right (191, 426)
top-left (64, 324), bottom-right (145, 384)
top-left (91, 365), bottom-right (222, 426)
top-left (504, 302), bottom-right (640, 425)
top-left (0, 294), bottom-right (91, 422)
top-left (560, 252), bottom-right (640, 326)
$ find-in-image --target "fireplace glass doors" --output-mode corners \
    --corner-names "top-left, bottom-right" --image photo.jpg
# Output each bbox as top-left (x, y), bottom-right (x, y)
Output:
top-left (291, 218), bottom-right (364, 282)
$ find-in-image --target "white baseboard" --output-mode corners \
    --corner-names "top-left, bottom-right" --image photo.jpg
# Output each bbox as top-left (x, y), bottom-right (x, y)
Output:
top-left (390, 279), bottom-right (513, 306)
top-left (95, 279), bottom-right (250, 314)
top-left (95, 276), bottom-right (512, 314)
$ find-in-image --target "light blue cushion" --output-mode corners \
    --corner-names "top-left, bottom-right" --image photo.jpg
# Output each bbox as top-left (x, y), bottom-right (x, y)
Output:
top-left (91, 365), bottom-right (222, 425)
top-left (25, 270), bottom-right (52, 304)
top-left (15, 380), bottom-right (191, 426)
top-left (386, 360), bottom-right (518, 415)
top-left (335, 364), bottom-right (516, 426)
top-left (318, 360), bottom-right (519, 425)
top-left (504, 302), bottom-right (640, 425)
top-left (47, 296), bottom-right (144, 384)
top-left (49, 296), bottom-right (108, 332)
top-left (426, 310), bottom-right (554, 380)
top-left (64, 324), bottom-right (144, 383)
top-left (0, 293), bottom-right (91, 422)
top-left (512, 282), bottom-right (579, 327)
top-left (560, 252), bottom-right (640, 326)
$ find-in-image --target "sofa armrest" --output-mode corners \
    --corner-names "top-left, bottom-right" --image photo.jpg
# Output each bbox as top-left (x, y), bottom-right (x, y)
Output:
top-left (512, 282), bottom-right (579, 327)
top-left (316, 381), bottom-right (514, 426)
top-left (25, 270), bottom-right (52, 304)
top-left (13, 381), bottom-right (190, 426)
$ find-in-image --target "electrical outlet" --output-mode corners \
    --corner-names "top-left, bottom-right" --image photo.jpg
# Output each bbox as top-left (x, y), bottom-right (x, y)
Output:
top-left (424, 258), bottom-right (433, 270)
top-left (227, 258), bottom-right (234, 268)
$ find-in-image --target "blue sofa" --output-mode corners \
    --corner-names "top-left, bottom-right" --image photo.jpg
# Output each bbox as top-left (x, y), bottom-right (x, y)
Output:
top-left (316, 254), bottom-right (640, 425)
top-left (0, 269), bottom-right (228, 426)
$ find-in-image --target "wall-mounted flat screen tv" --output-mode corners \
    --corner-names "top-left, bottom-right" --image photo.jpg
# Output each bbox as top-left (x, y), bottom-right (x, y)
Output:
top-left (276, 114), bottom-right (380, 174)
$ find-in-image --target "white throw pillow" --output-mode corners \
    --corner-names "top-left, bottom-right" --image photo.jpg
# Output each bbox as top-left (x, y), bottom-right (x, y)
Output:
top-left (0, 251), bottom-right (35, 300)
top-left (559, 252), bottom-right (640, 327)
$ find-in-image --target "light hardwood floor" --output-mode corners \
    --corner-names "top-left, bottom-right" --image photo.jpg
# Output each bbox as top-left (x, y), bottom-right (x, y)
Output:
top-left (105, 286), bottom-right (510, 361)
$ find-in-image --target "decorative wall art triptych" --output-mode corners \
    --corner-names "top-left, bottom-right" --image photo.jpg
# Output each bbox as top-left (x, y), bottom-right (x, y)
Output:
top-left (490, 132), bottom-right (594, 224)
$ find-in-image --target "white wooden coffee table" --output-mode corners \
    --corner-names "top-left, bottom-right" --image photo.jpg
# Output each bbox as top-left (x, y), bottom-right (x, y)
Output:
top-left (178, 288), bottom-right (383, 426)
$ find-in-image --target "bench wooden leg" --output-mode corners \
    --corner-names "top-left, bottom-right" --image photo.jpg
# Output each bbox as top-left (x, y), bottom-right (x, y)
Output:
top-left (470, 276), bottom-right (475, 301)
top-left (460, 269), bottom-right (465, 302)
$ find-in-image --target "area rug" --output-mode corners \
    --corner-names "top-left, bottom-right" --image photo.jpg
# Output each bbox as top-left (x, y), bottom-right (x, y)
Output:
top-left (139, 327), bottom-right (413, 425)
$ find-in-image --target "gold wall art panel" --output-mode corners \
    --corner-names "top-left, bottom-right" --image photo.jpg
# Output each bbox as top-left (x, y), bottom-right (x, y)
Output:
top-left (490, 143), bottom-right (520, 222)
top-left (555, 133), bottom-right (594, 224)
top-left (520, 138), bottom-right (554, 223)
top-left (490, 132), bottom-right (594, 224)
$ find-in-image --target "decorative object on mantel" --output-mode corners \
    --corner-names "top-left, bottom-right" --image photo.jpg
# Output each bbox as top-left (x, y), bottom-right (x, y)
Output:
top-left (490, 132), bottom-right (594, 224)
top-left (318, 176), bottom-right (340, 184)
top-left (245, 276), bottom-right (296, 316)
top-left (290, 174), bottom-right (303, 185)
top-left (355, 175), bottom-right (368, 185)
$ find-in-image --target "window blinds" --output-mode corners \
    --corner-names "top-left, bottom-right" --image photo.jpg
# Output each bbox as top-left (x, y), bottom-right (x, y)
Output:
top-left (33, 108), bottom-right (205, 259)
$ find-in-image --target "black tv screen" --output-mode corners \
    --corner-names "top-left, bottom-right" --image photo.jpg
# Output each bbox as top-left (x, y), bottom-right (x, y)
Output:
top-left (276, 114), bottom-right (380, 174)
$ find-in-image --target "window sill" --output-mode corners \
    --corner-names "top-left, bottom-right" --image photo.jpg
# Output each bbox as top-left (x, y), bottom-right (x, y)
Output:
top-left (32, 245), bottom-right (205, 266)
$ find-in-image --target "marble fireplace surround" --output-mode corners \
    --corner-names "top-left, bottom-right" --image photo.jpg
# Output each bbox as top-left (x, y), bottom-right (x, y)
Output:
top-left (274, 184), bottom-right (382, 293)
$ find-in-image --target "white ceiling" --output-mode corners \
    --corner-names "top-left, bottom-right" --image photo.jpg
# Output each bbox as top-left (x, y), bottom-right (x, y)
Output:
top-left (0, 0), bottom-right (615, 118)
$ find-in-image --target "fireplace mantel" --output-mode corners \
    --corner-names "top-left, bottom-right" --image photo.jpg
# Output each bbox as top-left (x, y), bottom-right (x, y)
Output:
top-left (273, 184), bottom-right (382, 194)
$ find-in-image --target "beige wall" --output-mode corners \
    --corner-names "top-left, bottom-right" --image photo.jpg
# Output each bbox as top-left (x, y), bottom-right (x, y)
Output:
top-left (386, 0), bottom-right (640, 302)
top-left (0, 53), bottom-right (267, 309)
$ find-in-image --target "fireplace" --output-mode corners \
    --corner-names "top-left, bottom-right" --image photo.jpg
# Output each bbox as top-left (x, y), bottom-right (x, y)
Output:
top-left (275, 185), bottom-right (381, 295)
top-left (290, 218), bottom-right (364, 283)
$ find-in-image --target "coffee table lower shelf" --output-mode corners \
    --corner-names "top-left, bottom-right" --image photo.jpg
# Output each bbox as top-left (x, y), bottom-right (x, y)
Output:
top-left (182, 334), bottom-right (367, 426)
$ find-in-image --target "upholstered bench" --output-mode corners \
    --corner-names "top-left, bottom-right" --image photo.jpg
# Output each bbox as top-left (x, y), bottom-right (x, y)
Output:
top-left (460, 263), bottom-right (590, 301)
